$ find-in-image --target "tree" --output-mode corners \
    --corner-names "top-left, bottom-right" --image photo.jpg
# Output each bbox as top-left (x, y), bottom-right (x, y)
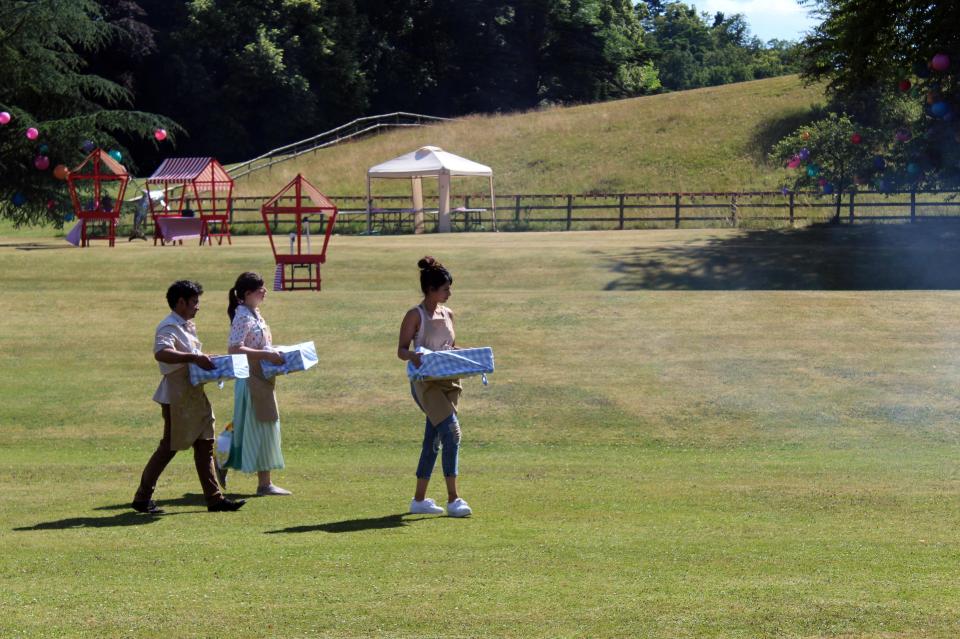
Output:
top-left (798, 0), bottom-right (960, 188)
top-left (772, 113), bottom-right (879, 222)
top-left (0, 0), bottom-right (177, 225)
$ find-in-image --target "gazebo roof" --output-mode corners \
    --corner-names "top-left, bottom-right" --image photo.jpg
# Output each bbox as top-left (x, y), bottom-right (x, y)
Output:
top-left (367, 146), bottom-right (492, 178)
top-left (262, 174), bottom-right (337, 211)
top-left (147, 157), bottom-right (232, 191)
top-left (71, 148), bottom-right (128, 177)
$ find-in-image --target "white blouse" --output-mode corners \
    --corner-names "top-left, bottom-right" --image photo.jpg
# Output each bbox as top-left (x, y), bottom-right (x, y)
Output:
top-left (228, 304), bottom-right (272, 349)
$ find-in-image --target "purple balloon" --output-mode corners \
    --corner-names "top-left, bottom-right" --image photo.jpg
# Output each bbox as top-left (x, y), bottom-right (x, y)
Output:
top-left (798, 148), bottom-right (810, 161)
top-left (81, 140), bottom-right (96, 154)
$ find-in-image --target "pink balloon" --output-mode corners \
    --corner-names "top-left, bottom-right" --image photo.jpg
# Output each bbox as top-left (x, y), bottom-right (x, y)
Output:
top-left (154, 128), bottom-right (167, 141)
top-left (0, 111), bottom-right (10, 125)
top-left (931, 53), bottom-right (950, 72)
top-left (34, 155), bottom-right (50, 171)
top-left (25, 127), bottom-right (39, 140)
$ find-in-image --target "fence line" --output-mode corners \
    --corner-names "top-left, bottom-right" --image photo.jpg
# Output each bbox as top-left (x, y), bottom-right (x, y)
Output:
top-left (208, 189), bottom-right (960, 234)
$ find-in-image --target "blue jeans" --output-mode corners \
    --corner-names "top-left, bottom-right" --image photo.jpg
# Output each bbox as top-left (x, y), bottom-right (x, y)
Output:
top-left (415, 413), bottom-right (461, 479)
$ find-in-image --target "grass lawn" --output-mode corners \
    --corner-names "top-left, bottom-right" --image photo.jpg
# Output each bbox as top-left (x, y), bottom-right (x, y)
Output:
top-left (2, 227), bottom-right (960, 638)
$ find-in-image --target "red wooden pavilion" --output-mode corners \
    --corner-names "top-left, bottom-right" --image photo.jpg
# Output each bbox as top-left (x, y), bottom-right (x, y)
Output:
top-left (67, 149), bottom-right (129, 247)
top-left (146, 157), bottom-right (234, 246)
top-left (261, 174), bottom-right (338, 291)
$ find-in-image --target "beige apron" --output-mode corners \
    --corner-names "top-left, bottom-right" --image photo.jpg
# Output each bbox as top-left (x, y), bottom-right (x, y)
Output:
top-left (165, 367), bottom-right (215, 450)
top-left (247, 358), bottom-right (280, 422)
top-left (411, 305), bottom-right (462, 426)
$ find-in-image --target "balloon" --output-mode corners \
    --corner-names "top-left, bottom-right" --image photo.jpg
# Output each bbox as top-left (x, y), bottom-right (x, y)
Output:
top-left (818, 177), bottom-right (827, 187)
top-left (806, 164), bottom-right (820, 177)
top-left (38, 143), bottom-right (49, 154)
top-left (799, 147), bottom-right (810, 161)
top-left (786, 155), bottom-right (801, 169)
top-left (154, 128), bottom-right (167, 141)
top-left (11, 192), bottom-right (26, 207)
top-left (108, 149), bottom-right (122, 162)
top-left (895, 128), bottom-right (911, 142)
top-left (907, 162), bottom-right (920, 175)
top-left (931, 101), bottom-right (950, 118)
top-left (0, 111), bottom-right (10, 125)
top-left (46, 199), bottom-right (56, 210)
top-left (25, 127), bottom-right (38, 140)
top-left (780, 186), bottom-right (790, 196)
top-left (81, 140), bottom-right (96, 154)
top-left (931, 53), bottom-right (950, 72)
top-left (914, 62), bottom-right (930, 78)
top-left (65, 211), bottom-right (75, 222)
top-left (801, 131), bottom-right (810, 141)
top-left (53, 164), bottom-right (69, 180)
top-left (898, 79), bottom-right (911, 92)
top-left (823, 183), bottom-right (834, 195)
top-left (873, 156), bottom-right (886, 170)
top-left (850, 133), bottom-right (862, 144)
top-left (34, 155), bottom-right (50, 171)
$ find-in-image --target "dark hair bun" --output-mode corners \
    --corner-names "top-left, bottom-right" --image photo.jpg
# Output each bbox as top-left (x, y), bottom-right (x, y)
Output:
top-left (418, 256), bottom-right (441, 270)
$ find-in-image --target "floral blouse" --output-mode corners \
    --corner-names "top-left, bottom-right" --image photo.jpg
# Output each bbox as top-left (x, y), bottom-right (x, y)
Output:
top-left (228, 304), bottom-right (272, 349)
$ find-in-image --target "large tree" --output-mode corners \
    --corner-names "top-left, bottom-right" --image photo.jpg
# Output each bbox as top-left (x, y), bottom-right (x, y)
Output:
top-left (0, 0), bottom-right (176, 225)
top-left (799, 0), bottom-right (960, 188)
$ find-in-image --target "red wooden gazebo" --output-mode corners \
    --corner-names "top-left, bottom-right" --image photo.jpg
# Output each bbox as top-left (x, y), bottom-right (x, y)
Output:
top-left (146, 157), bottom-right (234, 246)
top-left (261, 174), bottom-right (338, 291)
top-left (67, 149), bottom-right (129, 247)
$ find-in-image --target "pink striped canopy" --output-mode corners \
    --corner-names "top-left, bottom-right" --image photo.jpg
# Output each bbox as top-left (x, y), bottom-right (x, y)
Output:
top-left (147, 157), bottom-right (233, 193)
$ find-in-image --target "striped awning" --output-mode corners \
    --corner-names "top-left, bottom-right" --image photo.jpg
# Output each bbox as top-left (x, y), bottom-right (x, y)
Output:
top-left (147, 157), bottom-right (233, 192)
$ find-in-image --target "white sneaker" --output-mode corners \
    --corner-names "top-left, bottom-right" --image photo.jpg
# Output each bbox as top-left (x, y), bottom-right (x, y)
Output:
top-left (446, 498), bottom-right (472, 518)
top-left (257, 484), bottom-right (292, 496)
top-left (409, 498), bottom-right (444, 515)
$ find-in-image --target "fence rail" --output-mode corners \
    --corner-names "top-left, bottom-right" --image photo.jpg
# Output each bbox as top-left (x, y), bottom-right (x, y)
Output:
top-left (205, 189), bottom-right (960, 235)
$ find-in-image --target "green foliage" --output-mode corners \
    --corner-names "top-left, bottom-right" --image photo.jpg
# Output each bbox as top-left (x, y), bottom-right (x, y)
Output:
top-left (799, 0), bottom-right (960, 189)
top-left (0, 0), bottom-right (177, 225)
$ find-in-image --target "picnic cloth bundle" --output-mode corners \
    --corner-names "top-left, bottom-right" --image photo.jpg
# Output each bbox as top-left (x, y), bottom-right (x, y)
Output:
top-left (260, 341), bottom-right (319, 378)
top-left (189, 354), bottom-right (250, 387)
top-left (406, 346), bottom-right (495, 384)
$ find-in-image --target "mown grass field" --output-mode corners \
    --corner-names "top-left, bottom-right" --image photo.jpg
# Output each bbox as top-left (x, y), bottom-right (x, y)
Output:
top-left (3, 227), bottom-right (960, 638)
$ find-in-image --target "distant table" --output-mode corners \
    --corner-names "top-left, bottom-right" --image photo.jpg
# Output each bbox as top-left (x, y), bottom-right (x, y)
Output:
top-left (157, 217), bottom-right (202, 243)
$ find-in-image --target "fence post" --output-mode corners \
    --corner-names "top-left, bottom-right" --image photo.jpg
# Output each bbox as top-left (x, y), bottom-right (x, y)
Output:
top-left (910, 190), bottom-right (916, 223)
top-left (674, 194), bottom-right (681, 229)
top-left (464, 195), bottom-right (471, 230)
top-left (789, 192), bottom-right (795, 226)
top-left (566, 194), bottom-right (573, 231)
top-left (618, 194), bottom-right (625, 230)
top-left (514, 194), bottom-right (521, 223)
top-left (848, 191), bottom-right (855, 223)
top-left (730, 194), bottom-right (739, 227)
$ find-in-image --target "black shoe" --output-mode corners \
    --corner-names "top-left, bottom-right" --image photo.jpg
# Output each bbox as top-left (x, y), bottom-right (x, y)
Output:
top-left (131, 500), bottom-right (164, 514)
top-left (208, 498), bottom-right (246, 512)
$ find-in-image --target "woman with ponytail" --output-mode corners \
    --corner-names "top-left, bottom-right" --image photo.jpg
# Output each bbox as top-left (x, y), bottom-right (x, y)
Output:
top-left (397, 256), bottom-right (472, 517)
top-left (221, 272), bottom-right (290, 496)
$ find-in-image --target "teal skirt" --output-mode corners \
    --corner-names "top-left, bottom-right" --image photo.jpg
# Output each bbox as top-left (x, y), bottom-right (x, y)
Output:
top-left (224, 378), bottom-right (284, 473)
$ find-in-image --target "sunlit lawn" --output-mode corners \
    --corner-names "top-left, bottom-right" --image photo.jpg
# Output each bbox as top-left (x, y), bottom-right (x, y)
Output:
top-left (2, 228), bottom-right (960, 638)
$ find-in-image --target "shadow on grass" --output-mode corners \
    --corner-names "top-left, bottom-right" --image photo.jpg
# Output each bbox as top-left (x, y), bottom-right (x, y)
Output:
top-left (604, 223), bottom-right (960, 291)
top-left (13, 511), bottom-right (173, 530)
top-left (748, 104), bottom-right (828, 163)
top-left (265, 513), bottom-right (436, 534)
top-left (0, 241), bottom-right (70, 251)
top-left (93, 492), bottom-right (257, 512)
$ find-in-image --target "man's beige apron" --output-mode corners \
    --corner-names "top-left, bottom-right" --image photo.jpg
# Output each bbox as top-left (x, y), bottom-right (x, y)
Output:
top-left (165, 367), bottom-right (215, 450)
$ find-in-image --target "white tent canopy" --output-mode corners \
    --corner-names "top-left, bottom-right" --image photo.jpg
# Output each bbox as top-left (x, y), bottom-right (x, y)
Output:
top-left (366, 146), bottom-right (496, 233)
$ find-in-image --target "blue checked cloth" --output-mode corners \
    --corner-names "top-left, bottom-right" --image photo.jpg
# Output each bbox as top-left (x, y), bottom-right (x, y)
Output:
top-left (260, 341), bottom-right (318, 379)
top-left (407, 346), bottom-right (494, 384)
top-left (189, 354), bottom-right (250, 387)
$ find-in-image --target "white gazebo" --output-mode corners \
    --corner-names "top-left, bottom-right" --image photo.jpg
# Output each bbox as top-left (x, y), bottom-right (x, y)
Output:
top-left (366, 146), bottom-right (496, 234)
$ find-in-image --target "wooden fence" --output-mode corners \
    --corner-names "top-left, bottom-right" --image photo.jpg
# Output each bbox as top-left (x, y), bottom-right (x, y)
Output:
top-left (114, 189), bottom-right (960, 235)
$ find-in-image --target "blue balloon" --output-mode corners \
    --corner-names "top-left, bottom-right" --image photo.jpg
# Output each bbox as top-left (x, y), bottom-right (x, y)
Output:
top-left (11, 192), bottom-right (26, 206)
top-left (64, 212), bottom-right (75, 222)
top-left (798, 147), bottom-right (811, 161)
top-left (81, 140), bottom-right (95, 154)
top-left (907, 162), bottom-right (920, 175)
top-left (872, 156), bottom-right (886, 170)
top-left (108, 149), bottom-right (122, 162)
top-left (823, 183), bottom-right (834, 195)
top-left (806, 164), bottom-right (820, 177)
top-left (780, 186), bottom-right (790, 196)
top-left (931, 101), bottom-right (950, 118)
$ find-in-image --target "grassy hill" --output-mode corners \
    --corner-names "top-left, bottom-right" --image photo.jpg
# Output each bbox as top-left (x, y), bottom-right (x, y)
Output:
top-left (232, 75), bottom-right (826, 199)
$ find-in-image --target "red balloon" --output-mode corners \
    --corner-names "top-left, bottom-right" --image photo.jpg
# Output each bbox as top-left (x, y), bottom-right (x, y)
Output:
top-left (850, 133), bottom-right (862, 145)
top-left (898, 79), bottom-right (911, 92)
top-left (931, 54), bottom-right (950, 72)
top-left (34, 155), bottom-right (50, 170)
top-left (154, 128), bottom-right (167, 142)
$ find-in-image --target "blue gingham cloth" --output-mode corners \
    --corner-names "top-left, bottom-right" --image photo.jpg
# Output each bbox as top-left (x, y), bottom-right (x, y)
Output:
top-left (407, 346), bottom-right (494, 384)
top-left (260, 341), bottom-right (318, 378)
top-left (189, 354), bottom-right (250, 387)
